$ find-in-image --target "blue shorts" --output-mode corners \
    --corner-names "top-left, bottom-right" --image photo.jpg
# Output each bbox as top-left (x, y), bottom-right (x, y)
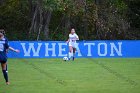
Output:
top-left (0, 61), bottom-right (7, 64)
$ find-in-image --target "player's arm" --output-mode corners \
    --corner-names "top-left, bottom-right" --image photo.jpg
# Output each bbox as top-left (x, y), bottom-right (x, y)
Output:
top-left (66, 39), bottom-right (70, 43)
top-left (75, 34), bottom-right (79, 40)
top-left (5, 40), bottom-right (20, 53)
top-left (66, 34), bottom-right (70, 43)
top-left (9, 47), bottom-right (20, 53)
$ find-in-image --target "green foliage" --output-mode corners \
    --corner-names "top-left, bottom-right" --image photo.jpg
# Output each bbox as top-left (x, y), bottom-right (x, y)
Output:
top-left (43, 0), bottom-right (59, 11)
top-left (0, 0), bottom-right (29, 40)
top-left (110, 0), bottom-right (127, 10)
top-left (0, 0), bottom-right (139, 40)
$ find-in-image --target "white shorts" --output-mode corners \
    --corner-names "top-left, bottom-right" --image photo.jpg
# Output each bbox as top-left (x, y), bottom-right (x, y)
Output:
top-left (69, 42), bottom-right (78, 48)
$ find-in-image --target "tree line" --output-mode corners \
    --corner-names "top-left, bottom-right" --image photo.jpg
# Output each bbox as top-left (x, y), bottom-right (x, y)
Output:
top-left (0, 0), bottom-right (140, 40)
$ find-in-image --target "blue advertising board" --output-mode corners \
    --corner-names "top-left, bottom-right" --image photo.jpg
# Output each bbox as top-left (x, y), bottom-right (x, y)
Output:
top-left (7, 41), bottom-right (140, 58)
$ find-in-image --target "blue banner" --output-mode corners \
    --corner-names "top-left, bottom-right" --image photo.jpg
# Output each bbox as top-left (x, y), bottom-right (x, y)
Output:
top-left (7, 41), bottom-right (140, 58)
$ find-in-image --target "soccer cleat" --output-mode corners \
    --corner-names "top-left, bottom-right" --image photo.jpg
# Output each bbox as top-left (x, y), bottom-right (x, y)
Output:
top-left (6, 82), bottom-right (10, 85)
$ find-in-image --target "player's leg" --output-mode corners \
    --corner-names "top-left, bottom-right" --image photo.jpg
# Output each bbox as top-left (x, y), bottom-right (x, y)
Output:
top-left (1, 62), bottom-right (10, 85)
top-left (68, 46), bottom-right (73, 60)
top-left (72, 43), bottom-right (78, 61)
top-left (6, 64), bottom-right (8, 72)
top-left (72, 48), bottom-right (76, 61)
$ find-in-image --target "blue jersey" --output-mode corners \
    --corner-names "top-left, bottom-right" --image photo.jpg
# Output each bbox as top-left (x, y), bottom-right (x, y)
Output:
top-left (0, 37), bottom-right (9, 62)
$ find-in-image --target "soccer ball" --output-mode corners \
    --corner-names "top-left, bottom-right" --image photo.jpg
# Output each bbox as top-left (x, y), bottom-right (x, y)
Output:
top-left (63, 57), bottom-right (68, 61)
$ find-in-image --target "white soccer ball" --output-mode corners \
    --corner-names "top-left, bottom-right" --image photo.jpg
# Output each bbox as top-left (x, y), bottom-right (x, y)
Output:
top-left (63, 57), bottom-right (68, 61)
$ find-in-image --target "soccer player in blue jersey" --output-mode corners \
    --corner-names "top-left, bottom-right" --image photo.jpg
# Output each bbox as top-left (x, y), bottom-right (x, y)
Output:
top-left (0, 30), bottom-right (19, 85)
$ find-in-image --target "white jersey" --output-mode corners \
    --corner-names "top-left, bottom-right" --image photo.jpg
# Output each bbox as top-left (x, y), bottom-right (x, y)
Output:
top-left (69, 33), bottom-right (79, 47)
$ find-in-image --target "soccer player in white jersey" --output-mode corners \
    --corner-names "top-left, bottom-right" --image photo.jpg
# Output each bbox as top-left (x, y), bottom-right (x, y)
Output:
top-left (66, 28), bottom-right (79, 61)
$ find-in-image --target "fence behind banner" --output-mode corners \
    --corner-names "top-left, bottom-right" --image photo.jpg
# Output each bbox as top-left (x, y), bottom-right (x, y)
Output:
top-left (8, 41), bottom-right (140, 58)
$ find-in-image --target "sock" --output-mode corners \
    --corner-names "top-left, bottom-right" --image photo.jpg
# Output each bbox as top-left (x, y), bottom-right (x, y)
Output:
top-left (72, 53), bottom-right (75, 60)
top-left (69, 52), bottom-right (72, 59)
top-left (73, 53), bottom-right (75, 57)
top-left (2, 70), bottom-right (8, 82)
top-left (6, 65), bottom-right (8, 72)
top-left (71, 52), bottom-right (73, 57)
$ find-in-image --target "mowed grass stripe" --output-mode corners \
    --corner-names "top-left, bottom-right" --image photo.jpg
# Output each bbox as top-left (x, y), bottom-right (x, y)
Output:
top-left (0, 58), bottom-right (140, 93)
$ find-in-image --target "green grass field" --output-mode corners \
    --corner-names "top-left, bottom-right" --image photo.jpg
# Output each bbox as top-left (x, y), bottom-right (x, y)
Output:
top-left (0, 58), bottom-right (140, 93)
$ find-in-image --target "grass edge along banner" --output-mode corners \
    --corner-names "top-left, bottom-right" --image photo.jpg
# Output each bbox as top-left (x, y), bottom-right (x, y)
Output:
top-left (8, 41), bottom-right (140, 58)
